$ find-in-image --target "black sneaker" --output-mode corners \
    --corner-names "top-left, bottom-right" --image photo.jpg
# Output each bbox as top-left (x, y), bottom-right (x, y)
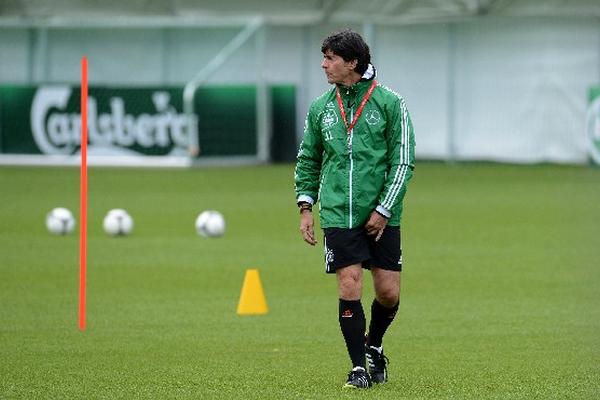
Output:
top-left (366, 346), bottom-right (389, 384)
top-left (343, 367), bottom-right (372, 389)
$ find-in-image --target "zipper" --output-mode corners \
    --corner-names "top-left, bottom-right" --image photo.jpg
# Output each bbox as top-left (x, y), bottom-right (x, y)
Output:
top-left (348, 107), bottom-right (354, 228)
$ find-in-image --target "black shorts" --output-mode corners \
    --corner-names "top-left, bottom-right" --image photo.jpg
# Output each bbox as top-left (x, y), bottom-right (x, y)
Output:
top-left (323, 226), bottom-right (402, 274)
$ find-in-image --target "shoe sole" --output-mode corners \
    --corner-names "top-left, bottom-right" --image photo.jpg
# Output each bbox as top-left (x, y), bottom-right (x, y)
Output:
top-left (342, 384), bottom-right (370, 389)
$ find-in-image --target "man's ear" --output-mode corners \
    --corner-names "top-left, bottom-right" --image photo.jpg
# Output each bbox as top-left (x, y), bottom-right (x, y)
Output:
top-left (346, 59), bottom-right (358, 70)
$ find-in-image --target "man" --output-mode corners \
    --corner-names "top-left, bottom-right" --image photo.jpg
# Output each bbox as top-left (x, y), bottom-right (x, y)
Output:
top-left (294, 29), bottom-right (415, 389)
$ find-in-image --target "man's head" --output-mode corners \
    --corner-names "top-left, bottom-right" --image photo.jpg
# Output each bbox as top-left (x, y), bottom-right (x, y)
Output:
top-left (321, 30), bottom-right (371, 86)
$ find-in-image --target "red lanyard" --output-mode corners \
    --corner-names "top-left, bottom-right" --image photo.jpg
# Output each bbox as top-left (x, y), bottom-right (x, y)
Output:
top-left (335, 80), bottom-right (377, 134)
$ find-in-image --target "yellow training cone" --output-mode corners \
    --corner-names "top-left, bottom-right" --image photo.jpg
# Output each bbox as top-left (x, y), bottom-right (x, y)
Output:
top-left (237, 269), bottom-right (269, 315)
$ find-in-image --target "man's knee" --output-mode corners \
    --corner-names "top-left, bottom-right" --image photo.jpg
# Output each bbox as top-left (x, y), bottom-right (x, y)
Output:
top-left (376, 287), bottom-right (399, 307)
top-left (337, 265), bottom-right (363, 300)
top-left (372, 269), bottom-right (400, 307)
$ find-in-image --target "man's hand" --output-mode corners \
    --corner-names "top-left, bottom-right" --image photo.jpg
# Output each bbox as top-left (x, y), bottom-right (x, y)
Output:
top-left (299, 210), bottom-right (317, 246)
top-left (365, 211), bottom-right (388, 241)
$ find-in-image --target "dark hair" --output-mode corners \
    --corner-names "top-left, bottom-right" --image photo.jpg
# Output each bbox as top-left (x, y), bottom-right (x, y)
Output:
top-left (321, 29), bottom-right (371, 75)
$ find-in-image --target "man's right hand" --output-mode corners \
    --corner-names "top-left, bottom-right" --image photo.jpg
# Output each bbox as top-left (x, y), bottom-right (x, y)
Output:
top-left (299, 210), bottom-right (317, 246)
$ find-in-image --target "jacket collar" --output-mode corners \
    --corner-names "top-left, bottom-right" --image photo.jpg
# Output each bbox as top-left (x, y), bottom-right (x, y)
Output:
top-left (361, 63), bottom-right (376, 81)
top-left (336, 63), bottom-right (377, 94)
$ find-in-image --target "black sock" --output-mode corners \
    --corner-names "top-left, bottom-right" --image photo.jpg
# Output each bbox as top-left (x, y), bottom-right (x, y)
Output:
top-left (339, 299), bottom-right (366, 369)
top-left (366, 299), bottom-right (399, 348)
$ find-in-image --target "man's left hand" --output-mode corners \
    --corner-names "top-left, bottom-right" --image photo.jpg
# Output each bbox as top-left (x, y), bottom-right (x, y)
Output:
top-left (365, 211), bottom-right (388, 241)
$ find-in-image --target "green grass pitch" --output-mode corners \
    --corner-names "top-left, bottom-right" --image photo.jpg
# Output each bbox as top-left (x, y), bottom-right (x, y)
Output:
top-left (0, 163), bottom-right (598, 399)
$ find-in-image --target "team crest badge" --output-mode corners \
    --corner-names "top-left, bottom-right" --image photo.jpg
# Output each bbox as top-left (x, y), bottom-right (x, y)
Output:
top-left (322, 109), bottom-right (338, 129)
top-left (325, 246), bottom-right (335, 271)
top-left (326, 248), bottom-right (334, 264)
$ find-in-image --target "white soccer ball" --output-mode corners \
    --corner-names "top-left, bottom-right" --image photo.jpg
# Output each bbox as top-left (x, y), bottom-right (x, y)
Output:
top-left (103, 209), bottom-right (134, 236)
top-left (195, 210), bottom-right (226, 238)
top-left (46, 207), bottom-right (76, 235)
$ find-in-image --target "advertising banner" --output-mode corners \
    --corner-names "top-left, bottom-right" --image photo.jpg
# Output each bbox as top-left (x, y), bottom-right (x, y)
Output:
top-left (587, 86), bottom-right (600, 165)
top-left (0, 85), bottom-right (295, 164)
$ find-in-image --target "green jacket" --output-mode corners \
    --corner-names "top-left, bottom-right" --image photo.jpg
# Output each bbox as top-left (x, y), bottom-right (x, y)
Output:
top-left (295, 74), bottom-right (415, 229)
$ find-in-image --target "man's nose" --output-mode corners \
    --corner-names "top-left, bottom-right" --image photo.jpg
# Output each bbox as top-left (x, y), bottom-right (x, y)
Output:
top-left (321, 60), bottom-right (328, 69)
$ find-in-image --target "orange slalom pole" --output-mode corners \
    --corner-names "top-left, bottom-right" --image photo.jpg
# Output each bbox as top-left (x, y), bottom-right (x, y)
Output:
top-left (79, 56), bottom-right (88, 331)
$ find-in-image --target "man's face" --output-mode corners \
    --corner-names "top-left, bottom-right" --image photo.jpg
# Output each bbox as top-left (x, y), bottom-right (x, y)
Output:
top-left (321, 49), bottom-right (357, 85)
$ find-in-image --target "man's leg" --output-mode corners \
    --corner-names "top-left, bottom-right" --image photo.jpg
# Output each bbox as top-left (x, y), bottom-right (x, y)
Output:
top-left (365, 268), bottom-right (400, 384)
top-left (337, 264), bottom-right (371, 388)
top-left (368, 268), bottom-right (400, 347)
top-left (336, 264), bottom-right (366, 369)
